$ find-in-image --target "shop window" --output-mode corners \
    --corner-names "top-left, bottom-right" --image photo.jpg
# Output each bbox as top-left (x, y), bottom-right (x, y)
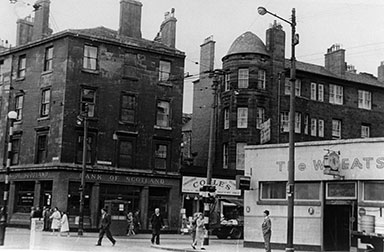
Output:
top-left (14, 181), bottom-right (35, 213)
top-left (35, 133), bottom-right (48, 164)
top-left (67, 181), bottom-right (91, 216)
top-left (44, 46), bottom-right (53, 71)
top-left (363, 182), bottom-right (384, 202)
top-left (99, 184), bottom-right (140, 214)
top-left (83, 45), bottom-right (98, 70)
top-left (295, 182), bottom-right (320, 200)
top-left (261, 181), bottom-right (286, 200)
top-left (40, 181), bottom-right (52, 207)
top-left (326, 182), bottom-right (356, 199)
top-left (236, 142), bottom-right (246, 170)
top-left (238, 68), bottom-right (249, 88)
top-left (156, 100), bottom-right (170, 128)
top-left (120, 93), bottom-right (136, 123)
top-left (80, 88), bottom-right (96, 117)
top-left (159, 60), bottom-right (171, 82)
top-left (118, 139), bottom-right (134, 168)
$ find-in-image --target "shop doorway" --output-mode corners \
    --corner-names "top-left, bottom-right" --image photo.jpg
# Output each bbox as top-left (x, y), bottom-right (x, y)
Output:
top-left (323, 203), bottom-right (356, 251)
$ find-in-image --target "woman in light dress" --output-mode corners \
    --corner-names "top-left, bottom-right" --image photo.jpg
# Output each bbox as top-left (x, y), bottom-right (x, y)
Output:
top-left (49, 207), bottom-right (61, 235)
top-left (60, 211), bottom-right (70, 237)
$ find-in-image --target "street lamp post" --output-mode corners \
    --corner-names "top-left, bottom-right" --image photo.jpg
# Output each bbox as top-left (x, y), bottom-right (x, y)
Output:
top-left (0, 111), bottom-right (18, 246)
top-left (258, 6), bottom-right (298, 252)
top-left (77, 104), bottom-right (88, 236)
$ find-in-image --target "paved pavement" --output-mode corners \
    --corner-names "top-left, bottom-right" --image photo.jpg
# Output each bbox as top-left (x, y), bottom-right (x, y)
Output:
top-left (1, 227), bottom-right (274, 252)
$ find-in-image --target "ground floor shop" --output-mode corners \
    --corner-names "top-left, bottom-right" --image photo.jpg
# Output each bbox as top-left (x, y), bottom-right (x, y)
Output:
top-left (243, 138), bottom-right (384, 251)
top-left (0, 167), bottom-right (181, 232)
top-left (181, 176), bottom-right (243, 237)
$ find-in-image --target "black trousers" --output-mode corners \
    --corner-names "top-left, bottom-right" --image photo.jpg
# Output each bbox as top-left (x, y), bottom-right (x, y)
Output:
top-left (151, 229), bottom-right (161, 245)
top-left (263, 231), bottom-right (271, 252)
top-left (97, 228), bottom-right (115, 245)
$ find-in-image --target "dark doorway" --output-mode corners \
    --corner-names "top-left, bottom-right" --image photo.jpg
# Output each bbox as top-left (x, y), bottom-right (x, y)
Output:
top-left (324, 204), bottom-right (352, 251)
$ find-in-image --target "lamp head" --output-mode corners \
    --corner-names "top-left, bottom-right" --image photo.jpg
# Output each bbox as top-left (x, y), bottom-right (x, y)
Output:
top-left (7, 111), bottom-right (17, 120)
top-left (257, 7), bottom-right (267, 15)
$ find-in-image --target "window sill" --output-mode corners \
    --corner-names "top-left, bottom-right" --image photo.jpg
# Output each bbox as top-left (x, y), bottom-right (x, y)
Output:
top-left (37, 116), bottom-right (50, 122)
top-left (118, 121), bottom-right (136, 126)
top-left (157, 82), bottom-right (173, 87)
top-left (15, 77), bottom-right (25, 82)
top-left (154, 125), bottom-right (172, 131)
top-left (41, 70), bottom-right (53, 76)
top-left (81, 68), bottom-right (99, 75)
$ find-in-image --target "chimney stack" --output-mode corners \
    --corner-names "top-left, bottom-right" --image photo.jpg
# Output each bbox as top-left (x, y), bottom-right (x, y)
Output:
top-left (32, 0), bottom-right (52, 41)
top-left (325, 44), bottom-right (346, 75)
top-left (378, 61), bottom-right (384, 82)
top-left (16, 16), bottom-right (34, 46)
top-left (199, 36), bottom-right (215, 74)
top-left (119, 0), bottom-right (142, 38)
top-left (266, 21), bottom-right (285, 62)
top-left (154, 8), bottom-right (177, 48)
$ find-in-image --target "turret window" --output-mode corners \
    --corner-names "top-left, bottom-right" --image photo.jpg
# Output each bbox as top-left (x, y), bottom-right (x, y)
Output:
top-left (238, 68), bottom-right (249, 88)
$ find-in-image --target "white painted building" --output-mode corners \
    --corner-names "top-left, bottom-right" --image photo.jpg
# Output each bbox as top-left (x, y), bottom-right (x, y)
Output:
top-left (244, 138), bottom-right (384, 251)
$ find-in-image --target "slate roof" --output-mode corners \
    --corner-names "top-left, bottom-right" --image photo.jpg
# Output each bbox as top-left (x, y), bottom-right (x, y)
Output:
top-left (286, 59), bottom-right (384, 88)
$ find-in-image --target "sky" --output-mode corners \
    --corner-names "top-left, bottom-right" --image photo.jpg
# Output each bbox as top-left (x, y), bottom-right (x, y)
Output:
top-left (1, 0), bottom-right (384, 114)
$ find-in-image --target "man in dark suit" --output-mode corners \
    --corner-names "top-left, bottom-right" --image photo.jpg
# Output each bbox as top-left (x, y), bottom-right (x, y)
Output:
top-left (262, 210), bottom-right (272, 252)
top-left (96, 208), bottom-right (116, 246)
top-left (150, 208), bottom-right (165, 245)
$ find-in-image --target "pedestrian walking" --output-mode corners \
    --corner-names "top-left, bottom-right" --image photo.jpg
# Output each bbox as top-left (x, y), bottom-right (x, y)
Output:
top-left (150, 208), bottom-right (164, 245)
top-left (96, 208), bottom-right (116, 246)
top-left (126, 212), bottom-right (135, 236)
top-left (262, 210), bottom-right (272, 252)
top-left (60, 211), bottom-right (70, 237)
top-left (195, 213), bottom-right (206, 250)
top-left (133, 210), bottom-right (141, 234)
top-left (49, 207), bottom-right (61, 235)
top-left (190, 212), bottom-right (199, 249)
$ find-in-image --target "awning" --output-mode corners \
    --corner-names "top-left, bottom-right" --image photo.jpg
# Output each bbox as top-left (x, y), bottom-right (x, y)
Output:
top-left (220, 198), bottom-right (243, 207)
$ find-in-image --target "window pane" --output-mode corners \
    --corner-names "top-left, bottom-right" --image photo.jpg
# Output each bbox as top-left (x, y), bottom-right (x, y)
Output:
top-left (236, 142), bottom-right (246, 170)
top-left (327, 182), bottom-right (356, 198)
top-left (261, 182), bottom-right (286, 199)
top-left (159, 61), bottom-right (171, 81)
top-left (238, 69), bottom-right (249, 88)
top-left (364, 182), bottom-right (384, 201)
top-left (119, 140), bottom-right (133, 168)
top-left (155, 144), bottom-right (167, 170)
top-left (295, 183), bottom-right (320, 200)
top-left (237, 107), bottom-right (248, 128)
top-left (156, 101), bottom-right (170, 127)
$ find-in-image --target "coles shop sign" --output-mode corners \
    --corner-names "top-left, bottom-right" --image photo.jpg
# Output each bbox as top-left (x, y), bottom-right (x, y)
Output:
top-left (182, 176), bottom-right (241, 196)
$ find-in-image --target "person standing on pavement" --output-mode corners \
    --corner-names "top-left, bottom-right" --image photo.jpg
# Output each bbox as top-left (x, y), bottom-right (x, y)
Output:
top-left (49, 207), bottom-right (61, 235)
top-left (195, 213), bottom-right (206, 250)
top-left (126, 212), bottom-right (135, 236)
top-left (150, 208), bottom-right (164, 245)
top-left (96, 208), bottom-right (116, 246)
top-left (190, 212), bottom-right (199, 249)
top-left (60, 211), bottom-right (70, 237)
top-left (262, 210), bottom-right (272, 252)
top-left (42, 207), bottom-right (50, 231)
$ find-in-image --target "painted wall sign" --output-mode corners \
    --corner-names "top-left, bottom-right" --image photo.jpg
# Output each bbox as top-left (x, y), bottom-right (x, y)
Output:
top-left (182, 176), bottom-right (241, 196)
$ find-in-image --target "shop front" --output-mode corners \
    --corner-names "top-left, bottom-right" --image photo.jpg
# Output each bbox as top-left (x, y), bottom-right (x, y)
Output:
top-left (0, 167), bottom-right (181, 231)
top-left (244, 138), bottom-right (384, 251)
top-left (181, 176), bottom-right (242, 234)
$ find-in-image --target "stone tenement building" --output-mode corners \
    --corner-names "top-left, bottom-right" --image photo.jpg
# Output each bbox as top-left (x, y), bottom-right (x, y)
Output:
top-left (190, 23), bottom-right (384, 183)
top-left (0, 0), bottom-right (185, 231)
